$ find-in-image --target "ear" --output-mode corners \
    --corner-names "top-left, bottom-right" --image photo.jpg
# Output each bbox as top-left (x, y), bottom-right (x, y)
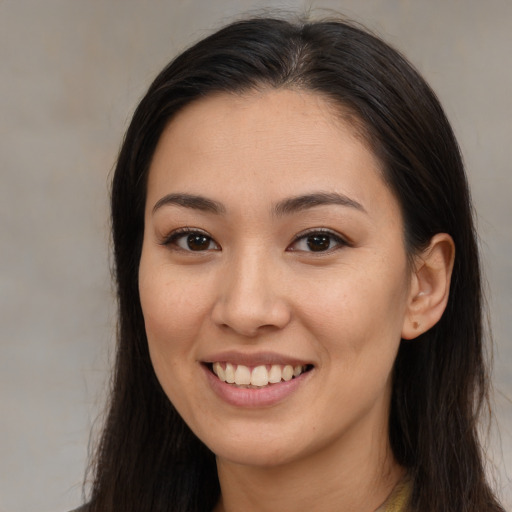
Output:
top-left (401, 233), bottom-right (455, 340)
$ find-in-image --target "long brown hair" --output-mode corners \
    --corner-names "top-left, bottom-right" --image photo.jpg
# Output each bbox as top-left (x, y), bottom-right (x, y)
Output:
top-left (87, 16), bottom-right (504, 512)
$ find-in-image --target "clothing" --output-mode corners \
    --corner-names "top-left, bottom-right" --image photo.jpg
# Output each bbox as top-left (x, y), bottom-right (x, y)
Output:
top-left (375, 475), bottom-right (412, 512)
top-left (70, 476), bottom-right (412, 512)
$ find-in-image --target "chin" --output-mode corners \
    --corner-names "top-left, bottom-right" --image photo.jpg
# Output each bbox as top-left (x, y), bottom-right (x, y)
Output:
top-left (200, 427), bottom-right (307, 469)
top-left (216, 444), bottom-right (299, 469)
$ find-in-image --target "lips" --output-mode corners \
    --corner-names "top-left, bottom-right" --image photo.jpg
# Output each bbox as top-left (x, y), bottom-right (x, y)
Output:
top-left (211, 362), bottom-right (309, 387)
top-left (202, 351), bottom-right (314, 406)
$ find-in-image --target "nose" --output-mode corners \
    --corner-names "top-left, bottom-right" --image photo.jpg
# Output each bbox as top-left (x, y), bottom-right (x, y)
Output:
top-left (211, 249), bottom-right (292, 337)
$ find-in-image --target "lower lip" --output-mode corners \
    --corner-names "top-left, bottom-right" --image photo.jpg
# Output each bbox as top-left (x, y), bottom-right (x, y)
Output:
top-left (203, 365), bottom-right (312, 407)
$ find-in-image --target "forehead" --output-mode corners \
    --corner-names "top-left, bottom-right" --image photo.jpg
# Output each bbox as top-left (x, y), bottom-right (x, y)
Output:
top-left (146, 89), bottom-right (396, 220)
top-left (158, 88), bottom-right (371, 160)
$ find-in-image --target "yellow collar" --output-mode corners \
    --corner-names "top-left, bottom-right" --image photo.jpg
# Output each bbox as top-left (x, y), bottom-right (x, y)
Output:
top-left (375, 475), bottom-right (411, 512)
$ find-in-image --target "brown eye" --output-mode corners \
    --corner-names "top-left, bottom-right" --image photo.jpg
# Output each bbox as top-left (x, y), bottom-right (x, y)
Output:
top-left (186, 233), bottom-right (212, 251)
top-left (288, 229), bottom-right (348, 253)
top-left (164, 229), bottom-right (220, 252)
top-left (306, 234), bottom-right (331, 252)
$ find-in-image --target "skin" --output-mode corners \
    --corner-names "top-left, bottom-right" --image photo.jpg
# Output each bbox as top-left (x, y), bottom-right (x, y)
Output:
top-left (138, 89), bottom-right (454, 511)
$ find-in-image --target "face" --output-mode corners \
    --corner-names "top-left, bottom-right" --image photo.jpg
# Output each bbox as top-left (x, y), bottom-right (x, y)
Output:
top-left (139, 89), bottom-right (413, 469)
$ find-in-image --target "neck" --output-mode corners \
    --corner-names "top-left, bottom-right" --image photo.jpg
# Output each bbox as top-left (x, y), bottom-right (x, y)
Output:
top-left (214, 418), bottom-right (404, 512)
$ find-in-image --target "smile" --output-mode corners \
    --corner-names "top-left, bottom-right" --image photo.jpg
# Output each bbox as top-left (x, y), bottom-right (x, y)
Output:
top-left (211, 362), bottom-right (312, 388)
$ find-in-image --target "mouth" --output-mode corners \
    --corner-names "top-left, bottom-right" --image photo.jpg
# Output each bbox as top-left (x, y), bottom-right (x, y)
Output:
top-left (206, 362), bottom-right (314, 388)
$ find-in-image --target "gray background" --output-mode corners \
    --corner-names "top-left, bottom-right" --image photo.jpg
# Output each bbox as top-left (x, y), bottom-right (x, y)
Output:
top-left (0, 1), bottom-right (510, 511)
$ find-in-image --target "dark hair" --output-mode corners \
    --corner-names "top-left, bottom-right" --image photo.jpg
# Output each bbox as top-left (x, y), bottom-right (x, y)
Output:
top-left (87, 16), bottom-right (504, 512)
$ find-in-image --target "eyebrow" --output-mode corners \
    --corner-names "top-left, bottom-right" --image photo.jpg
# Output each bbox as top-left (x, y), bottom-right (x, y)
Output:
top-left (151, 191), bottom-right (366, 216)
top-left (152, 193), bottom-right (226, 215)
top-left (274, 192), bottom-right (366, 216)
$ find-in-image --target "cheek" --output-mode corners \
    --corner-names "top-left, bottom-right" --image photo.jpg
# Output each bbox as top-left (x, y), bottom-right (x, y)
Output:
top-left (138, 264), bottom-right (204, 389)
top-left (139, 255), bottom-right (208, 340)
top-left (294, 256), bottom-right (409, 362)
top-left (303, 270), bottom-right (407, 327)
top-left (138, 269), bottom-right (202, 411)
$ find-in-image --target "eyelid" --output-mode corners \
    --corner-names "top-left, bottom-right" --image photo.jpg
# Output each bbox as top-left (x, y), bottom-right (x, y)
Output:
top-left (160, 227), bottom-right (221, 251)
top-left (287, 228), bottom-right (351, 252)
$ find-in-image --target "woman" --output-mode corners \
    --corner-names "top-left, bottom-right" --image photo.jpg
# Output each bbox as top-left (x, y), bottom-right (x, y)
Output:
top-left (82, 16), bottom-right (505, 512)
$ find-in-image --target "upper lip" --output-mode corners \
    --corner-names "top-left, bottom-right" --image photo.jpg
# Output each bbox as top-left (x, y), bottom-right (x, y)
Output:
top-left (201, 350), bottom-right (313, 368)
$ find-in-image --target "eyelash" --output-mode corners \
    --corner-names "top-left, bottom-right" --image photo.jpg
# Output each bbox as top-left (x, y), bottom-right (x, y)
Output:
top-left (161, 227), bottom-right (350, 253)
top-left (287, 228), bottom-right (350, 253)
top-left (161, 227), bottom-right (220, 252)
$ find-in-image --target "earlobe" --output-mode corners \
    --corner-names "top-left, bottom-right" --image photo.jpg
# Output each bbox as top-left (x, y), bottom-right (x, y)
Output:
top-left (401, 233), bottom-right (455, 340)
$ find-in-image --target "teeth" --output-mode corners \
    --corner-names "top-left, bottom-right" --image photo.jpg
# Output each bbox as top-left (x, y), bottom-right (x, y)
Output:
top-left (225, 363), bottom-right (235, 383)
top-left (268, 364), bottom-right (282, 383)
top-left (212, 363), bottom-right (308, 387)
top-left (234, 365), bottom-right (251, 385)
top-left (251, 365), bottom-right (269, 386)
top-left (282, 365), bottom-right (294, 381)
top-left (212, 362), bottom-right (225, 381)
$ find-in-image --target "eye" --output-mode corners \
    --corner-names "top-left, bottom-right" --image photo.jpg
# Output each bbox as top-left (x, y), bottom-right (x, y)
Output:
top-left (163, 228), bottom-right (220, 252)
top-left (288, 229), bottom-right (348, 253)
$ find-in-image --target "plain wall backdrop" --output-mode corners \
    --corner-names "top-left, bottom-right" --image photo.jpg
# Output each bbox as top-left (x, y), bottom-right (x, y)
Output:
top-left (0, 1), bottom-right (510, 511)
